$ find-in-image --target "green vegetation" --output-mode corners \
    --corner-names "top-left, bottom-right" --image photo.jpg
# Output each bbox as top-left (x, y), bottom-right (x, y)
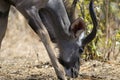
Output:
top-left (69, 0), bottom-right (120, 61)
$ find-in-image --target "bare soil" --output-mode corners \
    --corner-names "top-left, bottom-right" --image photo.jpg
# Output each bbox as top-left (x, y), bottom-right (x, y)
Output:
top-left (0, 7), bottom-right (120, 80)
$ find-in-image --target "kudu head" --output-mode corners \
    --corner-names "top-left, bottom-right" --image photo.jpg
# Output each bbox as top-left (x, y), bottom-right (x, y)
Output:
top-left (39, 0), bottom-right (97, 78)
top-left (58, 0), bottom-right (98, 78)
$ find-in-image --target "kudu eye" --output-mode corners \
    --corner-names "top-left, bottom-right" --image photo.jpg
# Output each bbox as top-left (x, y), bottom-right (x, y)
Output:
top-left (79, 48), bottom-right (84, 53)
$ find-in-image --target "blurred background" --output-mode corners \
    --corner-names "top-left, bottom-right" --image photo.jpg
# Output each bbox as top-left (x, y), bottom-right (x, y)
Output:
top-left (77, 0), bottom-right (120, 61)
top-left (64, 0), bottom-right (120, 62)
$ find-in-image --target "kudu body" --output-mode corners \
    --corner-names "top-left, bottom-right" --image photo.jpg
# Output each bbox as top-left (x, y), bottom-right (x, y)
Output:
top-left (0, 0), bottom-right (98, 79)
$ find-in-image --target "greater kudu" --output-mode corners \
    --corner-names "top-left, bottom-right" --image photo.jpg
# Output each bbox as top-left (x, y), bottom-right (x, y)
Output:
top-left (0, 0), bottom-right (98, 79)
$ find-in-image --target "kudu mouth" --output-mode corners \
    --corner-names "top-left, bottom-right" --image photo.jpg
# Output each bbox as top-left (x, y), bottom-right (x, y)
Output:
top-left (65, 57), bottom-right (80, 78)
top-left (65, 67), bottom-right (79, 78)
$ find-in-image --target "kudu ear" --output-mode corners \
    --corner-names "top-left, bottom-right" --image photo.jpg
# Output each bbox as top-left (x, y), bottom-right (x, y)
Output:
top-left (69, 18), bottom-right (85, 38)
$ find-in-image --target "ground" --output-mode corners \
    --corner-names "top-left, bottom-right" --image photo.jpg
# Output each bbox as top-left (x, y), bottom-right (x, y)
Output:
top-left (0, 7), bottom-right (120, 80)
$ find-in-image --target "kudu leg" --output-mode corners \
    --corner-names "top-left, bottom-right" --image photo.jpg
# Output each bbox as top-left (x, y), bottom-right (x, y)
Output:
top-left (0, 15), bottom-right (8, 48)
top-left (0, 1), bottom-right (10, 48)
top-left (20, 8), bottom-right (66, 80)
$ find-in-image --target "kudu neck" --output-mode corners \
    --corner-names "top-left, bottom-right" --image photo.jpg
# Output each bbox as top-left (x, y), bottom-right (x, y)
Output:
top-left (39, 8), bottom-right (72, 45)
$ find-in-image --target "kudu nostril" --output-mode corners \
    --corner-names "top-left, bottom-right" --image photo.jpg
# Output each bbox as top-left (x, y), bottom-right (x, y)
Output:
top-left (79, 48), bottom-right (84, 53)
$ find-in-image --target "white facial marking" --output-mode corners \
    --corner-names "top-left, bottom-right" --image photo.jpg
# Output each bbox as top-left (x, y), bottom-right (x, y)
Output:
top-left (76, 32), bottom-right (85, 46)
